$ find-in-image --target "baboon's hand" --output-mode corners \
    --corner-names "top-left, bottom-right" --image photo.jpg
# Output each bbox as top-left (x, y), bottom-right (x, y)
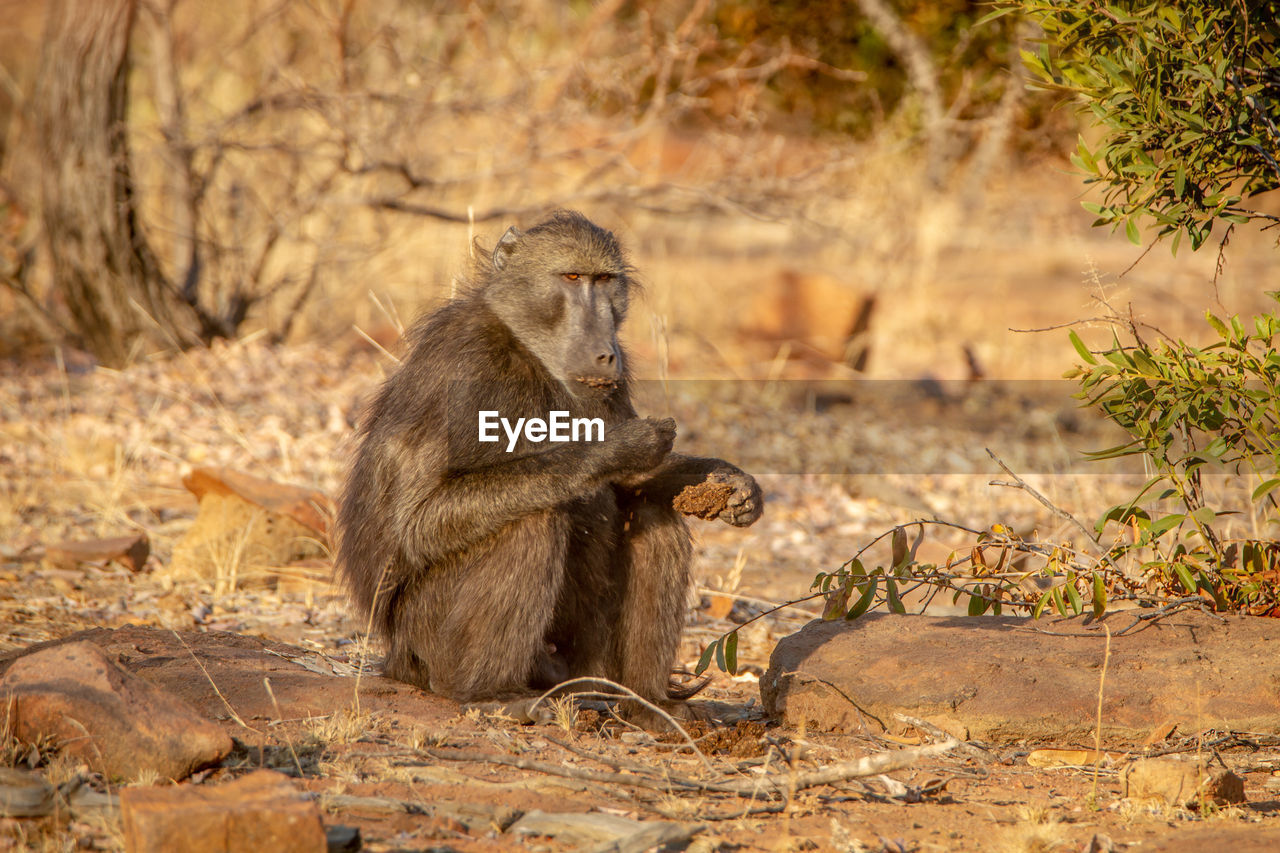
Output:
top-left (707, 468), bottom-right (763, 527)
top-left (599, 417), bottom-right (676, 477)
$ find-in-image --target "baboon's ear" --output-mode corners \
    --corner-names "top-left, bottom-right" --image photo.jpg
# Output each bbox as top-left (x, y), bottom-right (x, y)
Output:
top-left (493, 227), bottom-right (521, 271)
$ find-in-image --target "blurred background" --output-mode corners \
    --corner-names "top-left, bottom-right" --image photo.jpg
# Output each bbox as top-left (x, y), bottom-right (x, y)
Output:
top-left (2, 0), bottom-right (1273, 382)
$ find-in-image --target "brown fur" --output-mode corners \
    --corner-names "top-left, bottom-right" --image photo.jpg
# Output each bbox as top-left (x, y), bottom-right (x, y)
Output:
top-left (336, 211), bottom-right (762, 705)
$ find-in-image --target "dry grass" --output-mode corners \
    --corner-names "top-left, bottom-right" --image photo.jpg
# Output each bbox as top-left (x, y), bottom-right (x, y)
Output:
top-left (306, 706), bottom-right (378, 746)
top-left (1001, 806), bottom-right (1072, 853)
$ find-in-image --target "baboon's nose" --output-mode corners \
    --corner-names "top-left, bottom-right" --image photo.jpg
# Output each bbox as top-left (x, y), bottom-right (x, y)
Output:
top-left (596, 351), bottom-right (616, 366)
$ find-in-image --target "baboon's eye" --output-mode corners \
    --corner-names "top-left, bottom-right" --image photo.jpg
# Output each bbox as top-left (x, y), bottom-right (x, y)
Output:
top-left (563, 273), bottom-right (581, 282)
top-left (596, 273), bottom-right (614, 283)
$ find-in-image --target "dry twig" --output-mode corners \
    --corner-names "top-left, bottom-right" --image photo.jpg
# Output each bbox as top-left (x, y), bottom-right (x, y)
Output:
top-left (986, 448), bottom-right (1101, 548)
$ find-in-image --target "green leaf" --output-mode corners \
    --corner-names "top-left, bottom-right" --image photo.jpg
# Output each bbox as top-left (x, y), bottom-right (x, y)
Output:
top-left (1084, 442), bottom-right (1143, 462)
top-left (845, 576), bottom-right (879, 621)
top-left (1092, 573), bottom-right (1107, 618)
top-left (714, 635), bottom-right (726, 672)
top-left (885, 578), bottom-right (905, 615)
top-left (1252, 479), bottom-right (1280, 502)
top-left (1173, 563), bottom-right (1197, 593)
top-left (695, 640), bottom-right (718, 676)
top-left (1206, 312), bottom-right (1230, 339)
top-left (1190, 506), bottom-right (1217, 526)
top-left (1069, 330), bottom-right (1098, 365)
top-left (967, 589), bottom-right (989, 616)
top-left (723, 631), bottom-right (738, 676)
top-left (1147, 513), bottom-right (1186, 539)
top-left (1050, 586), bottom-right (1069, 617)
top-left (1032, 590), bottom-right (1052, 619)
top-left (975, 6), bottom-right (1017, 25)
top-left (1065, 582), bottom-right (1082, 615)
top-left (1125, 218), bottom-right (1140, 245)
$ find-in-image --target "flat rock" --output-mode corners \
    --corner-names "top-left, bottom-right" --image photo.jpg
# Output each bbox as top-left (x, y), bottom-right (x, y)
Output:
top-left (1122, 756), bottom-right (1246, 807)
top-left (0, 641), bottom-right (231, 782)
top-left (182, 467), bottom-right (334, 536)
top-left (761, 611), bottom-right (1280, 743)
top-left (0, 626), bottom-right (454, 726)
top-left (44, 533), bottom-right (150, 572)
top-left (121, 769), bottom-right (326, 853)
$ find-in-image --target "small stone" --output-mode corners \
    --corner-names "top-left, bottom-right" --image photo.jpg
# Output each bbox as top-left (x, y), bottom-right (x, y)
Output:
top-left (121, 769), bottom-right (326, 853)
top-left (0, 641), bottom-right (231, 782)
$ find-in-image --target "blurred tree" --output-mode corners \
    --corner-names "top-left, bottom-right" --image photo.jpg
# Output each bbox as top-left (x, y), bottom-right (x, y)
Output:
top-left (33, 0), bottom-right (188, 366)
top-left (1005, 0), bottom-right (1280, 253)
top-left (713, 0), bottom-right (1025, 136)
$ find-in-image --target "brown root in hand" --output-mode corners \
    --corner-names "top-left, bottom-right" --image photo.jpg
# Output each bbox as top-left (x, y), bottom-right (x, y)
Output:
top-left (673, 479), bottom-right (736, 520)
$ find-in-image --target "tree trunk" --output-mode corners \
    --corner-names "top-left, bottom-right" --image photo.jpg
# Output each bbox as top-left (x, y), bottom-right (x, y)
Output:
top-left (34, 0), bottom-right (187, 366)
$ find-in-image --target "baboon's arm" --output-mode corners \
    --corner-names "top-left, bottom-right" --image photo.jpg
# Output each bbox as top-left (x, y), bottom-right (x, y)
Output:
top-left (617, 453), bottom-right (763, 528)
top-left (397, 418), bottom-right (674, 564)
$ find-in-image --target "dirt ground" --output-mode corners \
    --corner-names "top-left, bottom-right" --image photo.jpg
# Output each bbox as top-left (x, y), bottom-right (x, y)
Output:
top-left (3, 166), bottom-right (1280, 851)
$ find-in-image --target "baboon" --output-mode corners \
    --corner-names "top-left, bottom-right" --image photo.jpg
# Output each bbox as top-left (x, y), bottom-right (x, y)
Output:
top-left (337, 211), bottom-right (762, 710)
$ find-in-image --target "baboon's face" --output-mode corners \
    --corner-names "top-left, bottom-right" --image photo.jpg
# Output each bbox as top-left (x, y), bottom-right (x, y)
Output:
top-left (484, 214), bottom-right (631, 394)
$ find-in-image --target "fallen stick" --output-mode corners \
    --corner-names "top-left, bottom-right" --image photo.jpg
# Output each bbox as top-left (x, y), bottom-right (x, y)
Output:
top-left (422, 737), bottom-right (959, 799)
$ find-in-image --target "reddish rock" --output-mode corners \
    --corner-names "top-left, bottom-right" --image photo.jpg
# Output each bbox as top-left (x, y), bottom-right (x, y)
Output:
top-left (182, 467), bottom-right (333, 537)
top-left (0, 626), bottom-right (455, 727)
top-left (0, 641), bottom-right (231, 781)
top-left (121, 769), bottom-right (326, 853)
top-left (169, 468), bottom-right (333, 582)
top-left (761, 611), bottom-right (1280, 742)
top-left (45, 533), bottom-right (150, 572)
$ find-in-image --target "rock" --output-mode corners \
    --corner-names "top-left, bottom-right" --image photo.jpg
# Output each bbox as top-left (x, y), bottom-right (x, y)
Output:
top-left (0, 641), bottom-right (232, 781)
top-left (120, 769), bottom-right (326, 853)
top-left (1121, 756), bottom-right (1246, 808)
top-left (323, 825), bottom-right (361, 853)
top-left (45, 533), bottom-right (150, 572)
top-left (508, 810), bottom-right (698, 849)
top-left (0, 768), bottom-right (55, 818)
top-left (509, 810), bottom-right (648, 845)
top-left (168, 467), bottom-right (332, 583)
top-left (0, 626), bottom-right (455, 727)
top-left (761, 611), bottom-right (1280, 742)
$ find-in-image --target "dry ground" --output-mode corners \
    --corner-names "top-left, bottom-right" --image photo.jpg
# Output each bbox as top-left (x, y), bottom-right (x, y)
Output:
top-left (2, 165), bottom-right (1279, 851)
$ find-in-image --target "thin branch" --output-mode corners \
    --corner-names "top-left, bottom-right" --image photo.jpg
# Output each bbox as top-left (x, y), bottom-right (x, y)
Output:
top-left (527, 677), bottom-right (713, 773)
top-left (985, 448), bottom-right (1102, 549)
top-left (1007, 317), bottom-right (1118, 334)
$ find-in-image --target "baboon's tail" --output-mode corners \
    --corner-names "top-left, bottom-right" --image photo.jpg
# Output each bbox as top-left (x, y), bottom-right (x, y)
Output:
top-left (666, 672), bottom-right (711, 701)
